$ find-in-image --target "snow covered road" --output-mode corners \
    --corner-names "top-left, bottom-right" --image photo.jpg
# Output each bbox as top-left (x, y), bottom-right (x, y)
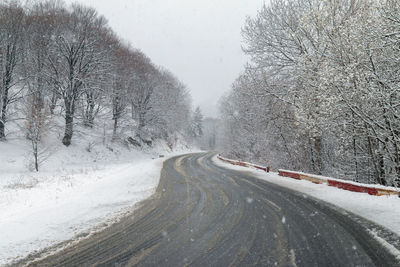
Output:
top-left (15, 152), bottom-right (400, 266)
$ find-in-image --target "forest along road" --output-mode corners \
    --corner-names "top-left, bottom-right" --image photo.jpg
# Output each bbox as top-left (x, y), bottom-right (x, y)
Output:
top-left (21, 152), bottom-right (399, 267)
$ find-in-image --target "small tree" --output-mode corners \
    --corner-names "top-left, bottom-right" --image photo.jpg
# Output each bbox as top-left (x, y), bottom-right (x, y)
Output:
top-left (25, 94), bottom-right (50, 172)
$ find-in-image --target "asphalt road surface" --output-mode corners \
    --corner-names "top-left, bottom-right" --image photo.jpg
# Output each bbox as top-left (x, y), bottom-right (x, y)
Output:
top-left (19, 153), bottom-right (400, 266)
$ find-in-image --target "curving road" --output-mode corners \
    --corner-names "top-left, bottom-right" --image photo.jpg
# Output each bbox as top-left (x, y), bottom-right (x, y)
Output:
top-left (20, 153), bottom-right (399, 266)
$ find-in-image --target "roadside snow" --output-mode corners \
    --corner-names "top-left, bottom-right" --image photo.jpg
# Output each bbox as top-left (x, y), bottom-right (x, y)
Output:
top-left (213, 156), bottom-right (400, 236)
top-left (368, 229), bottom-right (400, 261)
top-left (0, 136), bottom-right (194, 266)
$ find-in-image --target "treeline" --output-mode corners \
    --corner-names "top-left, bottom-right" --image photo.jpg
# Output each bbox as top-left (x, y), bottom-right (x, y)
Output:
top-left (0, 0), bottom-right (192, 150)
top-left (219, 0), bottom-right (400, 186)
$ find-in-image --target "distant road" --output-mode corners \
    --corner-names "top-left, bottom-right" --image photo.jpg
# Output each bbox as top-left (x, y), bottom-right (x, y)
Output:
top-left (20, 153), bottom-right (399, 266)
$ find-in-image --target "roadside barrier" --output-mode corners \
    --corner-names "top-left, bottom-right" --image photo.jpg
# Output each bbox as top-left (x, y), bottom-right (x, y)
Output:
top-left (278, 170), bottom-right (399, 197)
top-left (217, 155), bottom-right (269, 172)
top-left (217, 155), bottom-right (399, 197)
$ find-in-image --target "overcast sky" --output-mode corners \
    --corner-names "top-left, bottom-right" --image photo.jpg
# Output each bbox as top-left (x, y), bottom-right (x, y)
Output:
top-left (64, 0), bottom-right (266, 117)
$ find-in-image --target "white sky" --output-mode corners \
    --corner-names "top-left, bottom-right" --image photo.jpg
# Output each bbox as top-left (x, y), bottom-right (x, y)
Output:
top-left (64, 0), bottom-right (266, 117)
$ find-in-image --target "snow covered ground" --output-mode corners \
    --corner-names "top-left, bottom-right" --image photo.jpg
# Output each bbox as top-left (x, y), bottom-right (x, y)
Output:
top-left (213, 156), bottom-right (400, 236)
top-left (0, 132), bottom-right (195, 266)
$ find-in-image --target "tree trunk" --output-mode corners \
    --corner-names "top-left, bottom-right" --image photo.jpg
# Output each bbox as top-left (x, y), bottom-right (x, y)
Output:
top-left (112, 116), bottom-right (118, 140)
top-left (309, 135), bottom-right (323, 175)
top-left (50, 91), bottom-right (58, 115)
top-left (367, 131), bottom-right (381, 185)
top-left (351, 111), bottom-right (358, 181)
top-left (309, 137), bottom-right (315, 172)
top-left (84, 92), bottom-right (96, 128)
top-left (0, 62), bottom-right (12, 140)
top-left (378, 151), bottom-right (387, 185)
top-left (131, 102), bottom-right (135, 119)
top-left (0, 119), bottom-right (5, 140)
top-left (84, 104), bottom-right (95, 128)
top-left (62, 101), bottom-right (74, 146)
top-left (33, 140), bottom-right (39, 172)
top-left (0, 91), bottom-right (9, 140)
top-left (314, 136), bottom-right (323, 175)
top-left (353, 136), bottom-right (358, 181)
top-left (112, 98), bottom-right (119, 140)
top-left (138, 109), bottom-right (146, 132)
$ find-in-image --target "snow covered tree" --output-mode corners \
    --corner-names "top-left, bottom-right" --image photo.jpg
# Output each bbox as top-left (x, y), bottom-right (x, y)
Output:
top-left (149, 69), bottom-right (191, 139)
top-left (220, 0), bottom-right (400, 186)
top-left (22, 1), bottom-right (64, 138)
top-left (199, 117), bottom-right (219, 150)
top-left (128, 51), bottom-right (160, 138)
top-left (0, 0), bottom-right (194, 169)
top-left (109, 40), bottom-right (130, 139)
top-left (0, 2), bottom-right (25, 139)
top-left (190, 106), bottom-right (203, 139)
top-left (46, 4), bottom-right (109, 146)
top-left (24, 93), bottom-right (51, 172)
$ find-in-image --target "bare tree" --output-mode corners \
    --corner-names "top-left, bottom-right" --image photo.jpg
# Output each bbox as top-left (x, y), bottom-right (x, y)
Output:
top-left (128, 51), bottom-right (159, 138)
top-left (0, 0), bottom-right (194, 171)
top-left (46, 4), bottom-right (109, 146)
top-left (108, 41), bottom-right (131, 140)
top-left (0, 2), bottom-right (25, 139)
top-left (24, 93), bottom-right (50, 171)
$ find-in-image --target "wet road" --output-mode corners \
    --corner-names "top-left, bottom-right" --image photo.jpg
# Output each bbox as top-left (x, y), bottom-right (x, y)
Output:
top-left (21, 153), bottom-right (399, 266)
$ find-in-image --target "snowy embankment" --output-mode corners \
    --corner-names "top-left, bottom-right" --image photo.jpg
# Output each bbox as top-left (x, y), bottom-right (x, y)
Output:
top-left (0, 137), bottom-right (194, 266)
top-left (213, 156), bottom-right (400, 236)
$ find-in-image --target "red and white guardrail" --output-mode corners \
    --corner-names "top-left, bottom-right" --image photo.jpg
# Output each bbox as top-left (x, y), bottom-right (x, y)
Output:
top-left (217, 155), bottom-right (400, 197)
top-left (278, 170), bottom-right (400, 197)
top-left (217, 155), bottom-right (269, 172)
